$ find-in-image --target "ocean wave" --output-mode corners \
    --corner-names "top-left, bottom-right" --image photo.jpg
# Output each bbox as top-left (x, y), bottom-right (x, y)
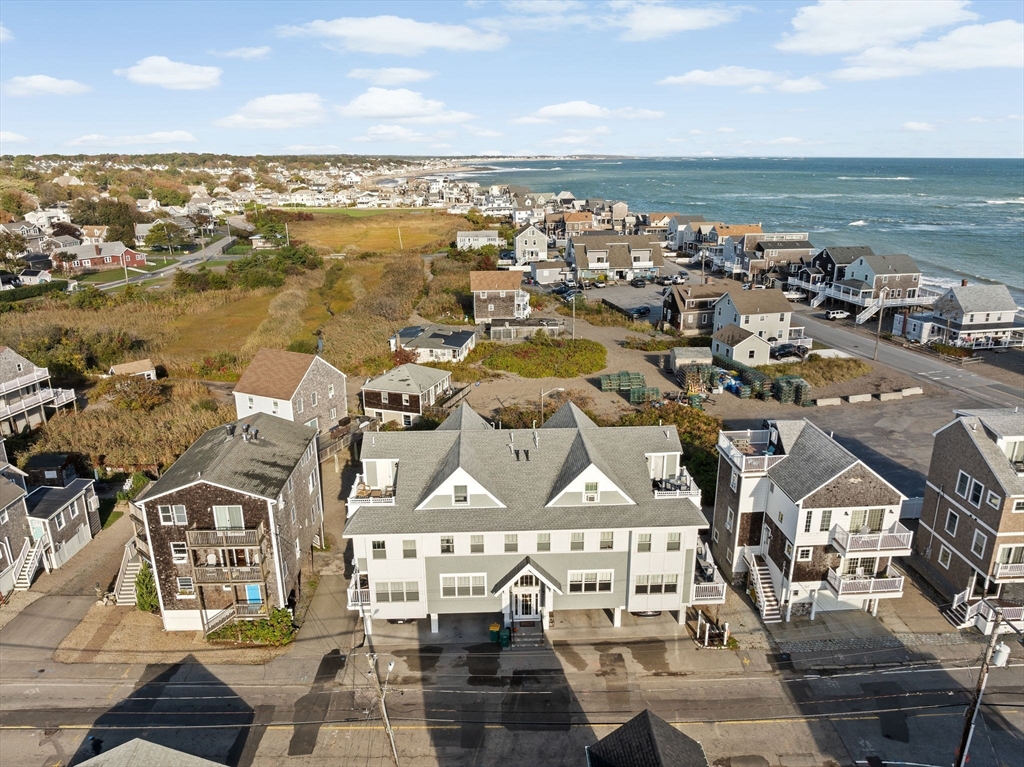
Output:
top-left (848, 220), bottom-right (868, 226)
top-left (986, 197), bottom-right (1024, 204)
top-left (836, 176), bottom-right (915, 181)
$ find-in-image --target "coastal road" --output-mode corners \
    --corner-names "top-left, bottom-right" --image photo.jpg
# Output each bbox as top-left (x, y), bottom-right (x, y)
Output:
top-left (801, 313), bottom-right (1023, 408)
top-left (97, 235), bottom-right (237, 291)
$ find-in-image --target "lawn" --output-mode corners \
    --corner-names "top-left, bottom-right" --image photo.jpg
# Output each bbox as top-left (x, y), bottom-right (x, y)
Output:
top-left (756, 355), bottom-right (872, 387)
top-left (98, 498), bottom-right (122, 529)
top-left (225, 243), bottom-right (252, 255)
top-left (288, 209), bottom-right (465, 254)
top-left (161, 291), bottom-right (275, 361)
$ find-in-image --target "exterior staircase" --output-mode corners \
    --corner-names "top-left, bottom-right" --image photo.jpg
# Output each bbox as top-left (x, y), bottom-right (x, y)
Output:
top-left (510, 622), bottom-right (546, 649)
top-left (809, 291), bottom-right (827, 308)
top-left (856, 298), bottom-right (882, 324)
top-left (14, 537), bottom-right (46, 591)
top-left (113, 540), bottom-right (142, 605)
top-left (748, 554), bottom-right (782, 624)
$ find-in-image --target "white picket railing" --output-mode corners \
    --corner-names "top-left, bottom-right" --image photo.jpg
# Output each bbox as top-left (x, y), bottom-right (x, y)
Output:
top-left (993, 562), bottom-right (1024, 580)
top-left (831, 522), bottom-right (913, 554)
top-left (826, 565), bottom-right (904, 596)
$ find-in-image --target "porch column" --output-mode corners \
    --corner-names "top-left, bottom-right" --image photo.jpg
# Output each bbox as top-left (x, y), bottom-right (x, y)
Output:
top-left (871, 599), bottom-right (879, 617)
top-left (676, 607), bottom-right (687, 626)
top-left (501, 591), bottom-right (512, 628)
top-left (809, 591), bottom-right (817, 621)
top-left (541, 586), bottom-right (551, 630)
top-left (613, 607), bottom-right (622, 628)
top-left (785, 601), bottom-right (792, 622)
top-left (430, 613), bottom-right (439, 634)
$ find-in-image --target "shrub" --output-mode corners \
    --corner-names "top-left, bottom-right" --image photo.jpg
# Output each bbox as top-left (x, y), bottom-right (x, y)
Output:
top-left (207, 608), bottom-right (296, 646)
top-left (932, 342), bottom-right (972, 358)
top-left (91, 374), bottom-right (167, 411)
top-left (755, 356), bottom-right (871, 387)
top-left (135, 562), bottom-right (159, 613)
top-left (622, 335), bottom-right (713, 352)
top-left (483, 337), bottom-right (607, 378)
top-left (0, 280), bottom-right (68, 303)
top-left (116, 472), bottom-right (150, 501)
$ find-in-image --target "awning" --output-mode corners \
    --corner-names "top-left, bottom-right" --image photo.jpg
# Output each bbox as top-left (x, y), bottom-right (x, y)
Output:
top-left (490, 556), bottom-right (563, 595)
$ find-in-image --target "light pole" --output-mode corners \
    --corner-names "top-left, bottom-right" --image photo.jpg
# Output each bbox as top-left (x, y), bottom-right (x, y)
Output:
top-left (539, 387), bottom-right (564, 424)
top-left (368, 654), bottom-right (400, 766)
top-left (872, 287), bottom-right (889, 361)
top-left (954, 609), bottom-right (1004, 767)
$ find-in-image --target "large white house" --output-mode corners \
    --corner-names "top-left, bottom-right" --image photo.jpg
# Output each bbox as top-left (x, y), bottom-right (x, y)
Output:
top-left (343, 402), bottom-right (726, 637)
top-left (456, 230), bottom-right (502, 250)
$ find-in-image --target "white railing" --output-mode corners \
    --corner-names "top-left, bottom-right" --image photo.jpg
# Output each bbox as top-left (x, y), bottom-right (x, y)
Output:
top-left (810, 291), bottom-right (827, 308)
top-left (235, 602), bottom-right (269, 619)
top-left (113, 539), bottom-right (139, 601)
top-left (744, 551), bottom-right (768, 610)
top-left (192, 564), bottom-right (265, 584)
top-left (718, 433), bottom-right (787, 473)
top-left (826, 565), bottom-right (904, 596)
top-left (952, 588), bottom-right (969, 610)
top-left (653, 471), bottom-right (701, 500)
top-left (0, 388), bottom-right (74, 419)
top-left (692, 581), bottom-right (728, 603)
top-left (993, 562), bottom-right (1024, 580)
top-left (787, 277), bottom-right (825, 293)
top-left (0, 367), bottom-right (50, 395)
top-left (347, 474), bottom-right (396, 514)
top-left (204, 606), bottom-right (235, 635)
top-left (831, 522), bottom-right (913, 554)
top-left (347, 587), bottom-right (371, 608)
top-left (186, 522), bottom-right (265, 548)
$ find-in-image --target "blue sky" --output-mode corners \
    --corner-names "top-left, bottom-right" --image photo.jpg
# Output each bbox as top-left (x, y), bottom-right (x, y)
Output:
top-left (1, 0), bottom-right (1022, 157)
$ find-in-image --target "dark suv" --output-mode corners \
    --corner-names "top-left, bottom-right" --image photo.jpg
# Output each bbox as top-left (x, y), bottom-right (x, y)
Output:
top-left (629, 306), bottom-right (652, 320)
top-left (630, 277), bottom-right (647, 288)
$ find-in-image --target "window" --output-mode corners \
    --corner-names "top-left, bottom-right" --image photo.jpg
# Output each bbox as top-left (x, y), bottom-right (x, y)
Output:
top-left (667, 532), bottom-right (681, 551)
top-left (171, 542), bottom-right (187, 563)
top-left (820, 510), bottom-right (832, 532)
top-left (584, 482), bottom-right (599, 503)
top-left (713, 528), bottom-right (720, 542)
top-left (381, 392), bottom-right (389, 404)
top-left (403, 540), bottom-right (417, 559)
top-left (804, 511), bottom-right (813, 534)
top-left (987, 491), bottom-right (1001, 509)
top-left (937, 546), bottom-right (952, 569)
top-left (778, 511), bottom-right (784, 524)
top-left (295, 538), bottom-right (301, 560)
top-left (488, 304), bottom-right (495, 312)
top-left (441, 574), bottom-right (485, 597)
top-left (296, 397), bottom-right (303, 414)
top-left (945, 509), bottom-right (959, 537)
top-left (328, 384), bottom-right (335, 398)
top-left (537, 533), bottom-right (551, 552)
top-left (569, 571), bottom-right (612, 593)
top-left (636, 575), bottom-right (650, 593)
top-left (769, 481), bottom-right (775, 494)
top-left (290, 504), bottom-right (297, 523)
top-left (0, 508), bottom-right (7, 524)
top-left (725, 508), bottom-right (734, 532)
top-left (779, 313), bottom-right (785, 322)
top-left (272, 400), bottom-right (279, 414)
top-left (470, 535), bottom-right (484, 553)
top-left (158, 505), bottom-right (187, 526)
top-left (504, 534), bottom-right (518, 553)
top-left (969, 480), bottom-right (984, 508)
top-left (176, 577), bottom-right (195, 596)
top-left (54, 512), bottom-right (66, 530)
top-left (371, 540), bottom-right (386, 559)
top-left (440, 536), bottom-right (454, 554)
top-left (998, 545), bottom-right (1024, 566)
top-left (747, 350), bottom-right (756, 360)
top-left (784, 541), bottom-right (793, 558)
top-left (600, 531), bottom-right (613, 550)
top-left (797, 547), bottom-right (812, 562)
top-left (453, 485), bottom-right (469, 505)
top-left (955, 471), bottom-right (971, 498)
top-left (570, 532), bottom-right (584, 551)
top-left (402, 393), bottom-right (410, 406)
top-left (971, 530), bottom-right (987, 558)
top-left (330, 408), bottom-right (337, 420)
top-left (637, 533), bottom-right (652, 552)
top-left (1015, 500), bottom-right (1024, 513)
top-left (247, 396), bottom-right (254, 408)
top-left (664, 573), bottom-right (679, 593)
top-left (310, 392), bottom-right (318, 407)
top-left (213, 505), bottom-right (244, 530)
top-left (377, 581), bottom-right (421, 602)
top-left (730, 470), bottom-right (738, 492)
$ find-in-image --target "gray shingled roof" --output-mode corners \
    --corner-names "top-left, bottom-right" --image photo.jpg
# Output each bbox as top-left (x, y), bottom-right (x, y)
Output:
top-left (436, 402), bottom-right (491, 431)
top-left (947, 284), bottom-right (1019, 315)
top-left (767, 420), bottom-right (859, 501)
top-left (570, 235), bottom-right (665, 270)
top-left (490, 556), bottom-right (563, 594)
top-left (712, 325), bottom-right (763, 348)
top-left (0, 475), bottom-right (26, 512)
top-left (863, 254), bottom-right (920, 275)
top-left (395, 325), bottom-right (477, 352)
top-left (823, 246), bottom-right (875, 264)
top-left (346, 403), bottom-right (706, 536)
top-left (138, 413), bottom-right (316, 502)
top-left (953, 410), bottom-right (1024, 496)
top-left (542, 401), bottom-right (597, 430)
top-left (362, 364), bottom-right (451, 395)
top-left (25, 479), bottom-right (93, 520)
top-left (76, 738), bottom-right (222, 767)
top-left (588, 710), bottom-right (709, 767)
top-left (723, 288), bottom-right (792, 316)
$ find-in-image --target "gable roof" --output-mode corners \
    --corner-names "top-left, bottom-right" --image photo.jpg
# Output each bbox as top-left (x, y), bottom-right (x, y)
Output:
top-left (395, 325), bottom-right (476, 352)
top-left (363, 363), bottom-right (451, 394)
top-left (588, 710), bottom-right (709, 767)
top-left (756, 239), bottom-right (814, 251)
top-left (668, 283), bottom-right (728, 307)
top-left (491, 556), bottom-right (563, 594)
top-left (56, 241), bottom-right (134, 259)
top-left (233, 348), bottom-right (318, 399)
top-left (712, 325), bottom-right (761, 347)
top-left (767, 420), bottom-right (860, 502)
top-left (715, 223), bottom-right (762, 238)
top-left (547, 429), bottom-right (630, 505)
top-left (822, 246), bottom-right (874, 264)
top-left (26, 479), bottom-right (94, 519)
top-left (669, 214), bottom-right (706, 225)
top-left (436, 402), bottom-right (491, 431)
top-left (722, 288), bottom-right (792, 316)
top-left (137, 412), bottom-right (316, 503)
top-left (0, 474), bottom-right (26, 512)
top-left (946, 284), bottom-right (1019, 315)
top-left (862, 254), bottom-right (920, 275)
top-left (950, 410), bottom-right (1024, 495)
top-left (569, 235), bottom-right (665, 269)
top-left (109, 359), bottom-right (155, 376)
top-left (470, 271), bottom-right (522, 292)
top-left (76, 738), bottom-right (222, 767)
top-left (542, 401), bottom-right (598, 430)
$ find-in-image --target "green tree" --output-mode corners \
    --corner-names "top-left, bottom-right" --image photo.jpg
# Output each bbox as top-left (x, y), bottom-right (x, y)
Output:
top-left (0, 231), bottom-right (27, 259)
top-left (498, 223), bottom-right (515, 247)
top-left (135, 561), bottom-right (159, 613)
top-left (50, 222), bottom-right (82, 239)
top-left (0, 190), bottom-right (27, 217)
top-left (151, 187), bottom-right (189, 207)
top-left (71, 199), bottom-right (150, 245)
top-left (145, 222), bottom-right (191, 252)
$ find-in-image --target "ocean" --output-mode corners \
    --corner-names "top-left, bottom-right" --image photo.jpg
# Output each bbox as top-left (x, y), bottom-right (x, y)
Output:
top-left (458, 158), bottom-right (1024, 305)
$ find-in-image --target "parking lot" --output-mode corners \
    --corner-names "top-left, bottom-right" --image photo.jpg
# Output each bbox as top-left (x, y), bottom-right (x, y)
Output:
top-left (543, 262), bottom-right (694, 323)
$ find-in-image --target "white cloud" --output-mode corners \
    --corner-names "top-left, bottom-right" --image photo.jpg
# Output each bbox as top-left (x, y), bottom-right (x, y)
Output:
top-left (337, 88), bottom-right (474, 124)
top-left (902, 122), bottom-right (936, 132)
top-left (279, 15), bottom-right (507, 55)
top-left (716, 127), bottom-right (736, 133)
top-left (285, 144), bottom-right (340, 152)
top-left (689, 129), bottom-right (704, 135)
top-left (967, 117), bottom-right (987, 123)
top-left (211, 46), bottom-right (271, 60)
top-left (463, 125), bottom-right (504, 138)
top-left (0, 23), bottom-right (12, 43)
top-left (521, 100), bottom-right (664, 121)
top-left (66, 130), bottom-right (198, 147)
top-left (541, 126), bottom-right (611, 147)
top-left (613, 2), bottom-right (740, 41)
top-left (216, 93), bottom-right (326, 129)
top-left (765, 136), bottom-right (805, 145)
top-left (4, 74), bottom-right (90, 96)
top-left (659, 66), bottom-right (780, 88)
top-left (352, 125), bottom-right (428, 143)
top-left (0, 131), bottom-right (29, 143)
top-left (834, 20), bottom-right (1024, 81)
top-left (778, 0), bottom-right (976, 55)
top-left (1009, 115), bottom-right (1023, 121)
top-left (115, 56), bottom-right (222, 90)
top-left (347, 67), bottom-right (435, 86)
top-left (776, 76), bottom-right (826, 93)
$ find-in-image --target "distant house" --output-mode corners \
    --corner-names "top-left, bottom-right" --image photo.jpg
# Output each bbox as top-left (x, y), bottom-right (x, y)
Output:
top-left (896, 282), bottom-right (1022, 349)
top-left (530, 260), bottom-right (570, 285)
top-left (469, 270), bottom-right (531, 322)
top-left (456, 230), bottom-right (501, 250)
top-left (233, 348), bottom-right (348, 435)
top-left (361, 364), bottom-right (453, 427)
top-left (713, 289), bottom-right (795, 346)
top-left (79, 225), bottom-right (109, 245)
top-left (17, 269), bottom-right (51, 285)
top-left (827, 254), bottom-right (923, 316)
top-left (563, 212), bottom-right (594, 235)
top-left (24, 453), bottom-right (77, 488)
top-left (0, 273), bottom-right (21, 291)
top-left (0, 221), bottom-right (42, 239)
top-left (513, 223), bottom-right (546, 265)
top-left (567, 234), bottom-right (665, 282)
top-left (108, 359), bottom-right (157, 380)
top-left (711, 325), bottom-right (771, 366)
top-left (666, 215), bottom-right (707, 251)
top-left (809, 246), bottom-right (875, 284)
top-left (0, 347), bottom-right (76, 437)
top-left (56, 242), bottom-right (147, 274)
top-left (662, 283), bottom-right (728, 335)
top-left (587, 710), bottom-right (710, 767)
top-left (390, 325), bottom-right (477, 363)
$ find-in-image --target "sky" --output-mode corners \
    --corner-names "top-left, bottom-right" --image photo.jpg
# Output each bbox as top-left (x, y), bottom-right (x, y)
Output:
top-left (1, 0), bottom-right (1023, 158)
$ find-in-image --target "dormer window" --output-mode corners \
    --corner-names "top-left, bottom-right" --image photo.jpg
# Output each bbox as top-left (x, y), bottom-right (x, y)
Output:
top-left (584, 482), bottom-right (599, 503)
top-left (453, 485), bottom-right (469, 505)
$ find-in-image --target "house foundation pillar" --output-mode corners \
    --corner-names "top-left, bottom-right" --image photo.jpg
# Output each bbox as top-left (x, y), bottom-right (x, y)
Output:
top-left (809, 591), bottom-right (817, 621)
top-left (871, 599), bottom-right (879, 617)
top-left (677, 607), bottom-right (687, 626)
top-left (430, 613), bottom-right (439, 633)
top-left (613, 607), bottom-right (622, 628)
top-left (785, 601), bottom-right (792, 622)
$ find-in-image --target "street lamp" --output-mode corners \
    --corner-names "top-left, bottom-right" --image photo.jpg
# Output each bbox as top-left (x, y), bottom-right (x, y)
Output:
top-left (539, 387), bottom-right (564, 424)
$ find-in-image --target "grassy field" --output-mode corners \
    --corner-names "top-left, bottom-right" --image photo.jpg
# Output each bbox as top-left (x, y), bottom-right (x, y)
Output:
top-left (757, 355), bottom-right (872, 387)
top-left (289, 209), bottom-right (465, 254)
top-left (225, 243), bottom-right (252, 255)
top-left (161, 291), bottom-right (276, 362)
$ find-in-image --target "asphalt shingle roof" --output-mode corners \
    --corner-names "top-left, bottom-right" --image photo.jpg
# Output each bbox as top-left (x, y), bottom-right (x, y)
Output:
top-left (767, 420), bottom-right (859, 501)
top-left (862, 254), bottom-right (920, 275)
top-left (0, 475), bottom-right (26, 512)
top-left (570, 235), bottom-right (665, 270)
top-left (588, 710), bottom-right (710, 767)
top-left (362, 364), bottom-right (451, 395)
top-left (233, 348), bottom-right (320, 400)
top-left (953, 410), bottom-right (1024, 496)
top-left (395, 325), bottom-right (476, 352)
top-left (946, 284), bottom-right (1019, 315)
top-left (25, 479), bottom-right (93, 519)
top-left (722, 288), bottom-right (792, 316)
top-left (822, 246), bottom-right (875, 264)
top-left (469, 271), bottom-right (522, 292)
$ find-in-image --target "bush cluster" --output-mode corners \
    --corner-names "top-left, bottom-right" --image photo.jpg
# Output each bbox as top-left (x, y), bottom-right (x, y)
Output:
top-left (207, 609), bottom-right (296, 646)
top-left (622, 335), bottom-right (712, 352)
top-left (932, 342), bottom-right (973, 358)
top-left (483, 335), bottom-right (607, 379)
top-left (0, 280), bottom-right (69, 304)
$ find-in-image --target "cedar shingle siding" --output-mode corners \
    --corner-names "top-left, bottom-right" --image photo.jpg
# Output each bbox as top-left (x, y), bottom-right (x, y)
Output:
top-left (473, 292), bottom-right (518, 322)
top-left (363, 390), bottom-right (422, 415)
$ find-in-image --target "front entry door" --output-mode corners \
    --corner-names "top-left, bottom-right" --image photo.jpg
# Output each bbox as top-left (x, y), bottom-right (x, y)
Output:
top-left (513, 590), bottom-right (540, 620)
top-left (29, 519), bottom-right (46, 543)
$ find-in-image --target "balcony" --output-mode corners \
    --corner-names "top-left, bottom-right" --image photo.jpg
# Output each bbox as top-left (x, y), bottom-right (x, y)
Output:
top-left (787, 277), bottom-right (825, 293)
top-left (831, 522), bottom-right (913, 557)
top-left (824, 283), bottom-right (940, 308)
top-left (347, 474), bottom-right (396, 516)
top-left (347, 587), bottom-right (371, 609)
top-left (718, 430), bottom-right (787, 474)
top-left (826, 565), bottom-right (904, 598)
top-left (192, 561), bottom-right (266, 585)
top-left (185, 521), bottom-right (266, 549)
top-left (0, 367), bottom-right (50, 395)
top-left (653, 470), bottom-right (702, 501)
top-left (692, 550), bottom-right (727, 604)
top-left (993, 562), bottom-right (1024, 582)
top-left (0, 387), bottom-right (76, 419)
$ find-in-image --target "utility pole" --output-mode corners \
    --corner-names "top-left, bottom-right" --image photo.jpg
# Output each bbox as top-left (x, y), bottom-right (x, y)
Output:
top-left (368, 654), bottom-right (400, 766)
top-left (397, 226), bottom-right (403, 250)
top-left (285, 222), bottom-right (290, 247)
top-left (872, 288), bottom-right (888, 361)
top-left (954, 610), bottom-right (1002, 767)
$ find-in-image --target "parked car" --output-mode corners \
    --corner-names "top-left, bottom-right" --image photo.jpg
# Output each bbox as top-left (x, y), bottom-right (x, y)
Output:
top-left (771, 343), bottom-right (806, 360)
top-left (580, 280), bottom-right (593, 290)
top-left (629, 306), bottom-right (652, 319)
top-left (630, 277), bottom-right (647, 288)
top-left (671, 274), bottom-right (686, 284)
top-left (825, 309), bottom-right (850, 321)
top-left (552, 284), bottom-right (570, 296)
top-left (593, 280), bottom-right (606, 289)
top-left (563, 290), bottom-right (584, 302)
top-left (656, 276), bottom-right (673, 286)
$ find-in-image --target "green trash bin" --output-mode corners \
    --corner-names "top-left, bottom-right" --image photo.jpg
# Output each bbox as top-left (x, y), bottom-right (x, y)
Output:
top-left (499, 628), bottom-right (511, 648)
top-left (489, 623), bottom-right (501, 643)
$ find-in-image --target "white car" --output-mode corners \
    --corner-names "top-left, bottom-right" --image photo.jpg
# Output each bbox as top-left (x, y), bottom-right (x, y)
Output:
top-left (825, 309), bottom-right (850, 320)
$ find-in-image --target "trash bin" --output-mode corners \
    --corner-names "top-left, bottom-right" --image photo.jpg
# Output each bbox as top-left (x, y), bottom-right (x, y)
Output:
top-left (489, 623), bottom-right (501, 643)
top-left (499, 628), bottom-right (511, 648)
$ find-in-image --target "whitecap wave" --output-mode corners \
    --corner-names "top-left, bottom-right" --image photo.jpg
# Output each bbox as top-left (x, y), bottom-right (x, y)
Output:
top-left (986, 197), bottom-right (1024, 204)
top-left (836, 176), bottom-right (915, 181)
top-left (848, 220), bottom-right (868, 226)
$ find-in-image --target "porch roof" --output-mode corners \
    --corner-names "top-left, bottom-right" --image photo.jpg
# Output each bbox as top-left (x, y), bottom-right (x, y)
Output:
top-left (491, 556), bottom-right (563, 595)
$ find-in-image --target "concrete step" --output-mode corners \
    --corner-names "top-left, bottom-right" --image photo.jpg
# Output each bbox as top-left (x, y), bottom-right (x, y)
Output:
top-left (943, 603), bottom-right (970, 629)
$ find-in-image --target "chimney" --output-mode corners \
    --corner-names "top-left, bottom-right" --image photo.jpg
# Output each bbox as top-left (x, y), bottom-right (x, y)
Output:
top-left (961, 279), bottom-right (968, 287)
top-left (514, 449), bottom-right (521, 461)
top-left (252, 429), bottom-right (259, 441)
top-left (524, 449), bottom-right (530, 461)
top-left (225, 424), bottom-right (236, 440)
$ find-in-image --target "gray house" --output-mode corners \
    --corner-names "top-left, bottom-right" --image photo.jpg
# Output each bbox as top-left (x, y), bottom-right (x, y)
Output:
top-left (895, 282), bottom-right (1021, 349)
top-left (513, 223), bottom-right (547, 265)
top-left (390, 325), bottom-right (477, 364)
top-left (344, 402), bottom-right (725, 637)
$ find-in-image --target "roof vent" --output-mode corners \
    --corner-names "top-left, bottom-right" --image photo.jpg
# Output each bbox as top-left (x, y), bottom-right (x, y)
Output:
top-left (514, 449), bottom-right (521, 462)
top-left (524, 449), bottom-right (530, 461)
top-left (225, 424), bottom-right (236, 440)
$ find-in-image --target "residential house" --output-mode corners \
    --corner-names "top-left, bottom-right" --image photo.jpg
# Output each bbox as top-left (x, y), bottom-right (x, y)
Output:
top-left (809, 246), bottom-right (875, 284)
top-left (711, 325), bottom-right (772, 366)
top-left (129, 413), bottom-right (323, 632)
top-left (456, 230), bottom-right (501, 251)
top-left (564, 212), bottom-right (594, 235)
top-left (49, 234), bottom-right (82, 251)
top-left (666, 215), bottom-right (707, 252)
top-left (914, 409), bottom-right (1024, 634)
top-left (712, 289), bottom-right (799, 347)
top-left (825, 253), bottom-right (930, 323)
top-left (23, 453), bottom-right (77, 488)
top-left (343, 402), bottom-right (724, 636)
top-left (742, 236), bottom-right (816, 285)
top-left (108, 359), bottom-right (158, 380)
top-left (543, 212), bottom-right (565, 236)
top-left (360, 364), bottom-right (453, 427)
top-left (531, 260), bottom-right (570, 285)
top-left (25, 479), bottom-right (101, 572)
top-left (638, 212), bottom-right (682, 240)
top-left (469, 270), bottom-right (531, 322)
top-left (0, 440), bottom-right (31, 595)
top-left (75, 739), bottom-right (222, 767)
top-left (587, 710), bottom-right (710, 767)
top-left (513, 223), bottom-right (547, 265)
top-left (390, 325), bottom-right (477, 364)
top-left (0, 273), bottom-right (21, 291)
top-left (233, 348), bottom-right (348, 435)
top-left (0, 221), bottom-right (43, 240)
top-left (712, 420), bottom-right (909, 623)
top-left (17, 269), bottom-right (51, 285)
top-left (567, 234), bottom-right (665, 282)
top-left (0, 347), bottom-right (76, 437)
top-left (895, 282), bottom-right (1022, 349)
top-left (56, 242), bottom-right (148, 274)
top-left (79, 225), bottom-right (109, 244)
top-left (662, 283), bottom-right (728, 335)
top-left (555, 190), bottom-right (576, 208)
top-left (52, 174), bottom-right (84, 188)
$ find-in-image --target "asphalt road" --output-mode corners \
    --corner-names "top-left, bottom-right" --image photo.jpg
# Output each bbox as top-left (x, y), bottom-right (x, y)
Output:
top-left (97, 233), bottom-right (237, 291)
